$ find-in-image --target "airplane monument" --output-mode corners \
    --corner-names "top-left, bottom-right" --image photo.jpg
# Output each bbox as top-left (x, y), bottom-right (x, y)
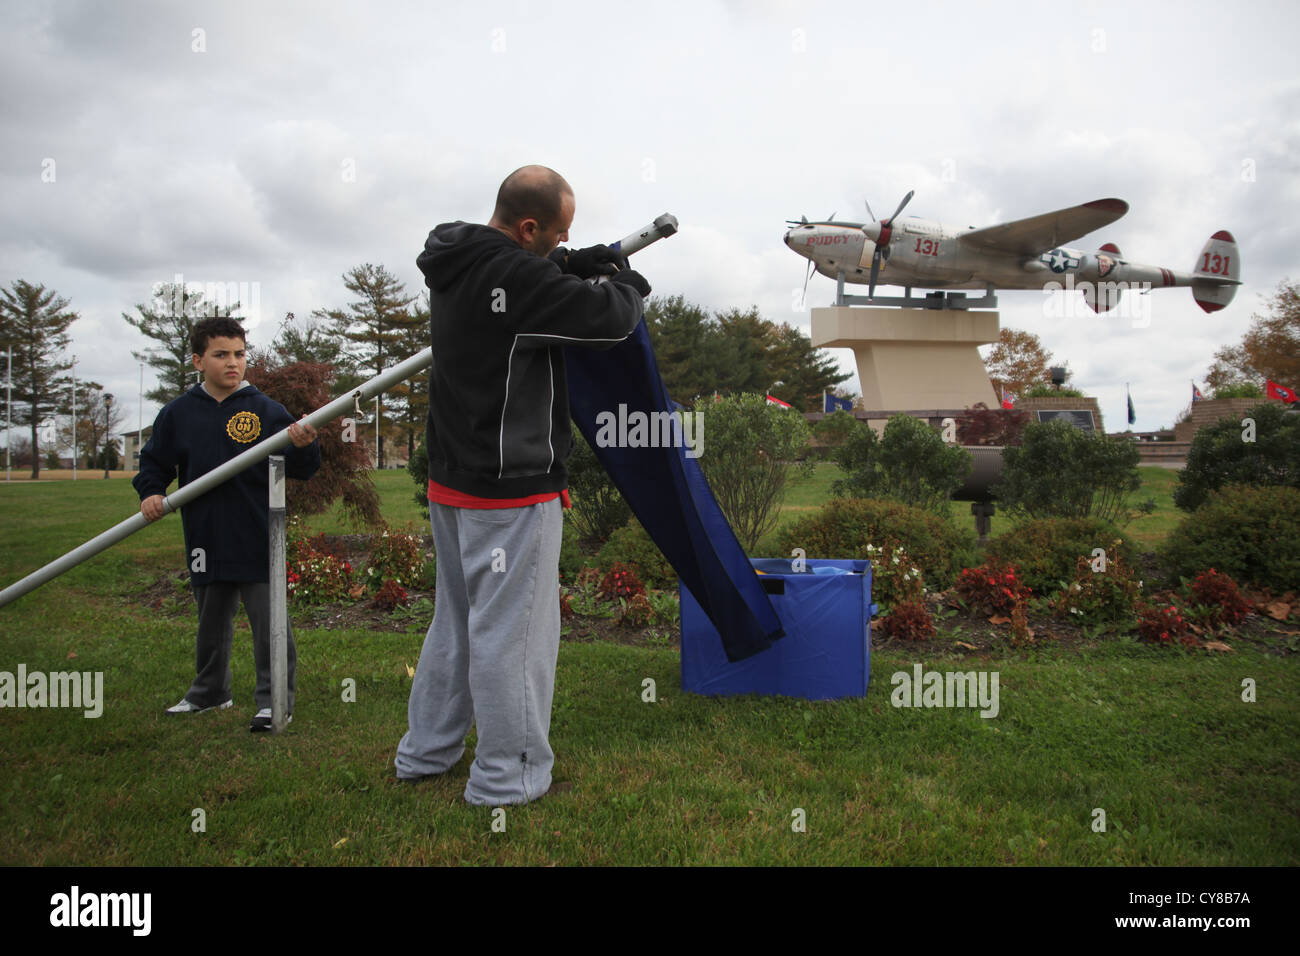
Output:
top-left (786, 192), bottom-right (1241, 411)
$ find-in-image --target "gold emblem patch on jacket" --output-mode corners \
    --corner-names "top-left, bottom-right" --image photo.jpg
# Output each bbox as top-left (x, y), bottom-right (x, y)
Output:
top-left (226, 410), bottom-right (262, 443)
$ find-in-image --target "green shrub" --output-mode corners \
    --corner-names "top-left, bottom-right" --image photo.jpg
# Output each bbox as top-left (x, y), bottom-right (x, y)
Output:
top-left (813, 409), bottom-right (859, 446)
top-left (566, 430), bottom-right (631, 543)
top-left (985, 517), bottom-right (1138, 596)
top-left (364, 524), bottom-right (426, 591)
top-left (774, 497), bottom-right (976, 592)
top-left (595, 517), bottom-right (676, 589)
top-left (1021, 384), bottom-right (1085, 398)
top-left (831, 413), bottom-right (972, 515)
top-left (995, 420), bottom-right (1141, 524)
top-left (1211, 382), bottom-right (1264, 399)
top-left (1173, 402), bottom-right (1300, 511)
top-left (1159, 484), bottom-right (1300, 591)
top-left (1048, 547), bottom-right (1143, 624)
top-left (408, 438), bottom-right (430, 520)
top-left (558, 515), bottom-right (588, 586)
top-left (697, 393), bottom-right (813, 551)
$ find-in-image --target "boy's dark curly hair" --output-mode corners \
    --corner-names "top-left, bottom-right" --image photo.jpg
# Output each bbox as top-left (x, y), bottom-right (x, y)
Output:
top-left (190, 316), bottom-right (247, 357)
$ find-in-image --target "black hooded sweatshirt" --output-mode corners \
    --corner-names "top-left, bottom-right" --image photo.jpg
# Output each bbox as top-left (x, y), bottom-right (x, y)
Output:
top-left (417, 222), bottom-right (644, 499)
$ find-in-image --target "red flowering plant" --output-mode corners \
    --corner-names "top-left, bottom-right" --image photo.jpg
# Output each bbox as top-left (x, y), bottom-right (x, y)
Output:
top-left (599, 562), bottom-right (645, 602)
top-left (1189, 568), bottom-right (1252, 626)
top-left (956, 559), bottom-right (1035, 643)
top-left (286, 537), bottom-right (353, 605)
top-left (956, 560), bottom-right (1032, 617)
top-left (1136, 603), bottom-right (1196, 647)
top-left (370, 579), bottom-right (410, 611)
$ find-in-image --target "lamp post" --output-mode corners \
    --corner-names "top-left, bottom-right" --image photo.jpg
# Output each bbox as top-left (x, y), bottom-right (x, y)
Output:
top-left (103, 393), bottom-right (113, 478)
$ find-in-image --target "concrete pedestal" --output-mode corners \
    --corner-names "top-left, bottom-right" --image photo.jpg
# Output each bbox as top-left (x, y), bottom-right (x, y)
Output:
top-left (811, 307), bottom-right (1000, 410)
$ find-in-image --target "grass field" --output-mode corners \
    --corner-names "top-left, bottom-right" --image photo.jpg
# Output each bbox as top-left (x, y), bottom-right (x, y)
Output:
top-left (1, 470), bottom-right (1297, 865)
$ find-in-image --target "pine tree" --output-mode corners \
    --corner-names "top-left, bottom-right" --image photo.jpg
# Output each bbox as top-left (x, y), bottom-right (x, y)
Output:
top-left (391, 296), bottom-right (431, 462)
top-left (314, 264), bottom-right (419, 468)
top-left (123, 282), bottom-right (240, 404)
top-left (0, 280), bottom-right (80, 479)
top-left (765, 321), bottom-right (851, 411)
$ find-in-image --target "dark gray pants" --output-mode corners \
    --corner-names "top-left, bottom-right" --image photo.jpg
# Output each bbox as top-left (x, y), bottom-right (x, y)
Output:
top-left (188, 581), bottom-right (296, 711)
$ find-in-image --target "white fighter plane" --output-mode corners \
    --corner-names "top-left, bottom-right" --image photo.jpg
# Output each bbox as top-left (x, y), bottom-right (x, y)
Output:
top-left (784, 193), bottom-right (1241, 313)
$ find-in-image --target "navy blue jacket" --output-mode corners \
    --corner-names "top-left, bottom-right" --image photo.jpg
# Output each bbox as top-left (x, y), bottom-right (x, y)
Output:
top-left (133, 383), bottom-right (321, 584)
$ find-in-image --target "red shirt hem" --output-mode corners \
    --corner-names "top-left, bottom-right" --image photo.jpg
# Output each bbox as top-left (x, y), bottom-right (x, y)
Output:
top-left (427, 478), bottom-right (570, 510)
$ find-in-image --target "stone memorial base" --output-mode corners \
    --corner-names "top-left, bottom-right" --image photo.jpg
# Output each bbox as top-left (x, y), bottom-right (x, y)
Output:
top-left (811, 307), bottom-right (1000, 411)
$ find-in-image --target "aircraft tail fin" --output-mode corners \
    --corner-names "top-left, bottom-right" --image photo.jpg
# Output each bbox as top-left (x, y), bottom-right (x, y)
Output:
top-left (1191, 230), bottom-right (1240, 313)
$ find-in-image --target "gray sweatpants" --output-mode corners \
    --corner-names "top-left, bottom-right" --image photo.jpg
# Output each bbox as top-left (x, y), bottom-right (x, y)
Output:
top-left (395, 498), bottom-right (563, 806)
top-left (189, 581), bottom-right (296, 712)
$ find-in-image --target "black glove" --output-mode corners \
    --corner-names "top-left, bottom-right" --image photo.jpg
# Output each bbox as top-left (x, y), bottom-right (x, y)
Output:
top-left (608, 269), bottom-right (651, 298)
top-left (565, 244), bottom-right (624, 279)
top-left (547, 246), bottom-right (570, 270)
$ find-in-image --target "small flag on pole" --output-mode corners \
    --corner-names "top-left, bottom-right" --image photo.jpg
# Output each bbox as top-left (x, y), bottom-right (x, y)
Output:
top-left (1192, 382), bottom-right (1204, 402)
top-left (824, 392), bottom-right (852, 413)
top-left (1126, 385), bottom-right (1136, 426)
top-left (1266, 380), bottom-right (1298, 403)
top-left (1001, 387), bottom-right (1015, 410)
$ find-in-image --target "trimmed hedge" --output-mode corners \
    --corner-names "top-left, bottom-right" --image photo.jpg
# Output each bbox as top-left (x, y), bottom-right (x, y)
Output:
top-left (1159, 484), bottom-right (1300, 591)
top-left (985, 517), bottom-right (1139, 596)
top-left (773, 497), bottom-right (977, 591)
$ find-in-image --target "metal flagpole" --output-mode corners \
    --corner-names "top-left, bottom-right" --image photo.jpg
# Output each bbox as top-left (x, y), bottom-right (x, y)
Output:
top-left (70, 356), bottom-right (76, 480)
top-left (268, 455), bottom-right (289, 733)
top-left (138, 362), bottom-right (143, 469)
top-left (6, 346), bottom-right (11, 483)
top-left (0, 214), bottom-right (677, 609)
top-left (373, 396), bottom-right (379, 469)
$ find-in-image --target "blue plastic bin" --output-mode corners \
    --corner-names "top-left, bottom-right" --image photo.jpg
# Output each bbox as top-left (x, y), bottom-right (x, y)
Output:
top-left (680, 558), bottom-right (875, 700)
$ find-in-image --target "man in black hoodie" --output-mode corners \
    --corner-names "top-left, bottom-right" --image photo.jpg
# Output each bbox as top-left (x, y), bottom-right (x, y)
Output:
top-left (395, 166), bottom-right (650, 805)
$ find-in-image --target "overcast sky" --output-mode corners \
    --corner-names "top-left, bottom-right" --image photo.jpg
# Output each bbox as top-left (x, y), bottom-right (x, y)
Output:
top-left (2, 0), bottom-right (1297, 440)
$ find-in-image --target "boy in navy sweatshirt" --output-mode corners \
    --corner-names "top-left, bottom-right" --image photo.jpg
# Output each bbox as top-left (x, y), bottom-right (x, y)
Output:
top-left (133, 316), bottom-right (321, 731)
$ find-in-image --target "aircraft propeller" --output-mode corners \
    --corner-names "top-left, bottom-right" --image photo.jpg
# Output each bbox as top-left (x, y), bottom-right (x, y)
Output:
top-left (863, 190), bottom-right (914, 299)
top-left (799, 257), bottom-right (816, 308)
top-left (790, 211), bottom-right (835, 307)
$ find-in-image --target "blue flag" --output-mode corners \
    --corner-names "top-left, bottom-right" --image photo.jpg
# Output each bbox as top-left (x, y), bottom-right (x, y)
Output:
top-left (566, 321), bottom-right (784, 662)
top-left (1127, 388), bottom-right (1136, 426)
top-left (824, 392), bottom-right (852, 413)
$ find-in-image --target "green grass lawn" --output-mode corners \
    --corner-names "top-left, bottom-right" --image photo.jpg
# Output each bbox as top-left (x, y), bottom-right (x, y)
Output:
top-left (1, 471), bottom-right (1297, 865)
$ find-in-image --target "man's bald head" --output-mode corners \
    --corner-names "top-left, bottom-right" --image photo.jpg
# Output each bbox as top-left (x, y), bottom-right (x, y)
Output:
top-left (491, 165), bottom-right (573, 231)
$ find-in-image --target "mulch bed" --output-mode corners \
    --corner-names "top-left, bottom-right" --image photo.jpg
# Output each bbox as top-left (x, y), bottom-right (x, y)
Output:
top-left (135, 533), bottom-right (1296, 657)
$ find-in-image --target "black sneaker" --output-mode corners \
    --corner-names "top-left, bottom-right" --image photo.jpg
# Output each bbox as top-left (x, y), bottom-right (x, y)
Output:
top-left (249, 708), bottom-right (292, 732)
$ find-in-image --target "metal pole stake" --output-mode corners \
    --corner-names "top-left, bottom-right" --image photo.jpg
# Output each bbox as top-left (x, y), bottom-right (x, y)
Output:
top-left (268, 455), bottom-right (288, 733)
